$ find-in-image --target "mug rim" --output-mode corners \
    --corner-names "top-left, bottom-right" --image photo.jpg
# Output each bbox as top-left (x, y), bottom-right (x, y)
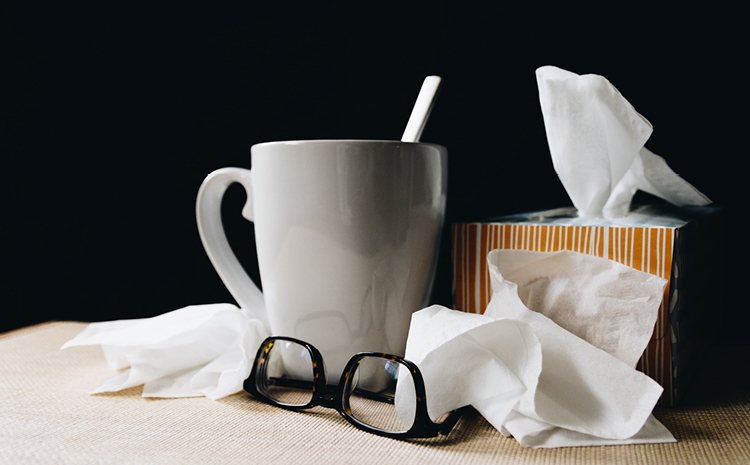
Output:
top-left (251, 139), bottom-right (446, 151)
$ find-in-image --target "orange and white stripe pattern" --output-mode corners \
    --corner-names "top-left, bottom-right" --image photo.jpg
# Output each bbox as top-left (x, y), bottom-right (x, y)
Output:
top-left (452, 223), bottom-right (676, 406)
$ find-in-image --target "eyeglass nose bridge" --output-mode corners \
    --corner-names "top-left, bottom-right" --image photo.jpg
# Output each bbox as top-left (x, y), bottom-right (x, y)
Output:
top-left (315, 369), bottom-right (348, 411)
top-left (307, 349), bottom-right (341, 410)
top-left (317, 393), bottom-right (340, 410)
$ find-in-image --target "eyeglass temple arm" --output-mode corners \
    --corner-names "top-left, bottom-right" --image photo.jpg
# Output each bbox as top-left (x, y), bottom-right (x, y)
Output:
top-left (437, 406), bottom-right (468, 435)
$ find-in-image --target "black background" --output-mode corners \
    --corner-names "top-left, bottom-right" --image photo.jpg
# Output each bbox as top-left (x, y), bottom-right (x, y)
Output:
top-left (2, 3), bottom-right (745, 343)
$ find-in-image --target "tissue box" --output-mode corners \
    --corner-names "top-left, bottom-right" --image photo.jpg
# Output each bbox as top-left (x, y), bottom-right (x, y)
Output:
top-left (452, 204), bottom-right (722, 407)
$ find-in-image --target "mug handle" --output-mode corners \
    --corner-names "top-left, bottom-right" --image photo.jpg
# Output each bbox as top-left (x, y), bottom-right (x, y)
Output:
top-left (195, 167), bottom-right (268, 329)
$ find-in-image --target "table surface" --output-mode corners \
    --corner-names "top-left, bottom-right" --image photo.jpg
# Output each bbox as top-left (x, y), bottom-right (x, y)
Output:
top-left (1, 322), bottom-right (749, 465)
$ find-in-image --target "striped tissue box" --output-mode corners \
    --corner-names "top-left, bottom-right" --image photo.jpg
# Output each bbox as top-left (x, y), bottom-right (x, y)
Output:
top-left (451, 204), bottom-right (722, 407)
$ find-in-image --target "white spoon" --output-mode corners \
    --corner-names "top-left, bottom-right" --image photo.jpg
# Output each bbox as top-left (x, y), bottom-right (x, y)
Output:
top-left (401, 75), bottom-right (442, 143)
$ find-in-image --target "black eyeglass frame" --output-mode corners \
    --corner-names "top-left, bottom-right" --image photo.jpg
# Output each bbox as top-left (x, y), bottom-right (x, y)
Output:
top-left (244, 336), bottom-right (462, 439)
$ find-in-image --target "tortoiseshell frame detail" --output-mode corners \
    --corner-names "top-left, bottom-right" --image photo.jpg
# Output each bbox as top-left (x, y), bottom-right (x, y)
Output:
top-left (244, 336), bottom-right (462, 439)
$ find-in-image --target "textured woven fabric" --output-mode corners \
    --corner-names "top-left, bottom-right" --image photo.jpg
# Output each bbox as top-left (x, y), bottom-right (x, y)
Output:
top-left (1, 322), bottom-right (748, 464)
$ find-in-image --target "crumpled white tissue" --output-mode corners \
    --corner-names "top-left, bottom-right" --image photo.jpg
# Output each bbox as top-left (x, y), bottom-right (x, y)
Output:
top-left (536, 65), bottom-right (710, 218)
top-left (61, 303), bottom-right (268, 399)
top-left (401, 249), bottom-right (676, 448)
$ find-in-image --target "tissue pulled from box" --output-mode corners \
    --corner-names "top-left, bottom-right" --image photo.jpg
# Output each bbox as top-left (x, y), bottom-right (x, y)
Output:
top-left (400, 249), bottom-right (675, 448)
top-left (536, 65), bottom-right (710, 218)
top-left (61, 304), bottom-right (269, 399)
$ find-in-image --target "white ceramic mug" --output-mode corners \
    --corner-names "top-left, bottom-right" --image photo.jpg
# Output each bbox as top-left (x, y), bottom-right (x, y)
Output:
top-left (196, 140), bottom-right (447, 379)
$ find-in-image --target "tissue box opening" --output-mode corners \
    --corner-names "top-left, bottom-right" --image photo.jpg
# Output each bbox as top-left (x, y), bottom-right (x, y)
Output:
top-left (452, 204), bottom-right (722, 407)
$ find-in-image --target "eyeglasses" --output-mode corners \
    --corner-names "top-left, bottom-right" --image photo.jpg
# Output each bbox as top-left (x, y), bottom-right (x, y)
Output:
top-left (243, 336), bottom-right (462, 439)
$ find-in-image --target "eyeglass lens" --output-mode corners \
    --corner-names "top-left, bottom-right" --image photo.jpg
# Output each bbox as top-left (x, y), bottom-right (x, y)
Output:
top-left (262, 340), bottom-right (315, 406)
top-left (347, 356), bottom-right (416, 433)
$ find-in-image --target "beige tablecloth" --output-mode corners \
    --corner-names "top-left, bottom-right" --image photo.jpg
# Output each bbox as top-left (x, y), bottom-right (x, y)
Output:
top-left (1, 322), bottom-right (748, 464)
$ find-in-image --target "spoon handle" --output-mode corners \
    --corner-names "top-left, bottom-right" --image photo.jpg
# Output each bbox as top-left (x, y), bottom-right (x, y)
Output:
top-left (401, 76), bottom-right (442, 143)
